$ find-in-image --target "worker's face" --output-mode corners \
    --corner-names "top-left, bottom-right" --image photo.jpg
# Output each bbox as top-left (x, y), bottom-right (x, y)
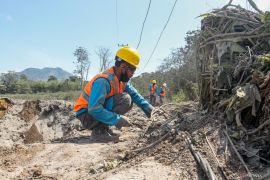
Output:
top-left (120, 63), bottom-right (136, 82)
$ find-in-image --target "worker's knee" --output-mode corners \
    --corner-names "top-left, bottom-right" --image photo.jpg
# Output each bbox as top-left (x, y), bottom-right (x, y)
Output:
top-left (112, 93), bottom-right (133, 114)
top-left (120, 93), bottom-right (132, 106)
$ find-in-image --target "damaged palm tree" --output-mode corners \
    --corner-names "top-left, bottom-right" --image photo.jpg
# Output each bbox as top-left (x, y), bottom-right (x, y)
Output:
top-left (197, 0), bottom-right (270, 167)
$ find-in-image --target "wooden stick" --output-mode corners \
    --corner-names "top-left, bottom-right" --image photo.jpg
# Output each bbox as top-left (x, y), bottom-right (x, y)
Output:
top-left (238, 146), bottom-right (270, 164)
top-left (210, 56), bottom-right (214, 108)
top-left (205, 134), bottom-right (229, 180)
top-left (211, 88), bottom-right (228, 91)
top-left (223, 130), bottom-right (254, 180)
top-left (247, 0), bottom-right (263, 14)
top-left (259, 172), bottom-right (270, 180)
top-left (247, 119), bottom-right (270, 135)
top-left (222, 0), bottom-right (233, 10)
top-left (251, 135), bottom-right (270, 143)
top-left (209, 14), bottom-right (261, 25)
top-left (131, 132), bottom-right (170, 153)
top-left (200, 33), bottom-right (270, 48)
top-left (187, 139), bottom-right (217, 180)
top-left (224, 123), bottom-right (228, 162)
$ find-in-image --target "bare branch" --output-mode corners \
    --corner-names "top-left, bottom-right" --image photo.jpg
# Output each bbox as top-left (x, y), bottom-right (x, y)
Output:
top-left (247, 0), bottom-right (263, 14)
top-left (222, 0), bottom-right (233, 10)
top-left (96, 47), bottom-right (113, 72)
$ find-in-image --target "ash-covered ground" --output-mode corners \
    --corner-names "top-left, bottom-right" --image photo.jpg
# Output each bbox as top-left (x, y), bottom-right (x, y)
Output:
top-left (0, 99), bottom-right (269, 179)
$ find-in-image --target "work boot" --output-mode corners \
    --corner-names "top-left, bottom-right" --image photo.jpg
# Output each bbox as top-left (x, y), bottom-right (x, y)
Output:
top-left (90, 126), bottom-right (120, 142)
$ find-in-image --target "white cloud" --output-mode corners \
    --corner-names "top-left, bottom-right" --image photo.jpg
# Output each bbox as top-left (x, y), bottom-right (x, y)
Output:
top-left (6, 14), bottom-right (13, 22)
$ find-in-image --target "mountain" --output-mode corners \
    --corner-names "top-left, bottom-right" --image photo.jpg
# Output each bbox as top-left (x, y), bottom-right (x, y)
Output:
top-left (21, 67), bottom-right (73, 81)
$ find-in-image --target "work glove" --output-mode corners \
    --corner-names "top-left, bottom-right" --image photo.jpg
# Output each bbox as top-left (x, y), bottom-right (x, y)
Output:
top-left (115, 115), bottom-right (132, 129)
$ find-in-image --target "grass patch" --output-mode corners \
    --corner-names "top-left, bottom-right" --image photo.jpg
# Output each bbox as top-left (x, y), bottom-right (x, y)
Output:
top-left (172, 90), bottom-right (188, 103)
top-left (1, 91), bottom-right (81, 101)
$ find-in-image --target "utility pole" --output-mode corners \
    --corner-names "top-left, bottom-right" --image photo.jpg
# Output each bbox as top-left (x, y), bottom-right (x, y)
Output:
top-left (118, 43), bottom-right (128, 47)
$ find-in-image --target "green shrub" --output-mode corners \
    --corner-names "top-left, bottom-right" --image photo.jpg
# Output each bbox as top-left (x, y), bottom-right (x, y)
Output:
top-left (172, 90), bottom-right (188, 102)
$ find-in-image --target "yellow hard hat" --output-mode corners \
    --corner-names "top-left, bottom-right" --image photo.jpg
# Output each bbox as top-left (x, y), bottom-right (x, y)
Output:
top-left (116, 46), bottom-right (140, 68)
top-left (152, 80), bottom-right (157, 84)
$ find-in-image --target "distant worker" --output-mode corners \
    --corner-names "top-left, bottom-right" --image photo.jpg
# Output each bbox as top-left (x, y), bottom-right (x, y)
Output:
top-left (159, 83), bottom-right (167, 105)
top-left (73, 46), bottom-right (153, 142)
top-left (149, 80), bottom-right (158, 106)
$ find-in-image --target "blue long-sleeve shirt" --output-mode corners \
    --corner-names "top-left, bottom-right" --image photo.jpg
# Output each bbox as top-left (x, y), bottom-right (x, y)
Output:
top-left (76, 78), bottom-right (152, 125)
top-left (158, 87), bottom-right (165, 96)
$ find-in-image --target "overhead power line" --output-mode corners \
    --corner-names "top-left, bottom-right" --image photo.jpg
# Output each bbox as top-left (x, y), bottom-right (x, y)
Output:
top-left (136, 0), bottom-right (152, 49)
top-left (140, 0), bottom-right (179, 73)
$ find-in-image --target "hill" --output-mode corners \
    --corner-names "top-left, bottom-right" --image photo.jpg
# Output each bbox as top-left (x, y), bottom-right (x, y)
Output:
top-left (21, 67), bottom-right (72, 81)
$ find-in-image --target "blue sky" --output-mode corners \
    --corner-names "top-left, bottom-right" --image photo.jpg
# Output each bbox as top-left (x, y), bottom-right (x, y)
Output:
top-left (0, 0), bottom-right (269, 78)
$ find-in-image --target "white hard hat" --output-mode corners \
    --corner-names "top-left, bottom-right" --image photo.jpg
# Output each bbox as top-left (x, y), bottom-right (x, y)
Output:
top-left (162, 83), bottom-right (167, 87)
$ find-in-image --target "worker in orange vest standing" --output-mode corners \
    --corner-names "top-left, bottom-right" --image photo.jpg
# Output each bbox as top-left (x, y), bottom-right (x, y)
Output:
top-left (159, 83), bottom-right (167, 105)
top-left (149, 80), bottom-right (158, 106)
top-left (73, 46), bottom-right (153, 142)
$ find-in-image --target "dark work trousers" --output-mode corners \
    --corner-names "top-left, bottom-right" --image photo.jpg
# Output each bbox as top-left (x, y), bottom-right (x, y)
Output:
top-left (159, 96), bottom-right (165, 105)
top-left (150, 94), bottom-right (156, 106)
top-left (76, 93), bottom-right (133, 130)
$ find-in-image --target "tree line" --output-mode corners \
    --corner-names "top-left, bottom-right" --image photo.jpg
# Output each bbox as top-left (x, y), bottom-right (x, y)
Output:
top-left (132, 30), bottom-right (199, 101)
top-left (0, 72), bottom-right (81, 94)
top-left (0, 46), bottom-right (113, 94)
top-left (1, 32), bottom-right (199, 102)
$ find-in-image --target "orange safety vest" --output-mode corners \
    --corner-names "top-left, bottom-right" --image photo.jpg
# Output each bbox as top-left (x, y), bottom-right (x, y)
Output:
top-left (73, 67), bottom-right (126, 112)
top-left (160, 88), bottom-right (166, 97)
top-left (150, 84), bottom-right (156, 94)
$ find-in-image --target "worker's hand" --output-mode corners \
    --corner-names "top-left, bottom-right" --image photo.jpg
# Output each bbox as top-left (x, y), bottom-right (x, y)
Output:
top-left (145, 105), bottom-right (154, 118)
top-left (115, 115), bottom-right (132, 129)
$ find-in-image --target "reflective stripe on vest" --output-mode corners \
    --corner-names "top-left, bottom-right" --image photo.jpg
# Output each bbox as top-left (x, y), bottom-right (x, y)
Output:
top-left (73, 67), bottom-right (127, 112)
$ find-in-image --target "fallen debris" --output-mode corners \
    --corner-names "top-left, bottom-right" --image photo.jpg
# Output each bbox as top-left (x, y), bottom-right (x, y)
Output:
top-left (224, 130), bottom-right (254, 180)
top-left (196, 0), bottom-right (270, 172)
top-left (0, 98), bottom-right (14, 119)
top-left (187, 138), bottom-right (217, 180)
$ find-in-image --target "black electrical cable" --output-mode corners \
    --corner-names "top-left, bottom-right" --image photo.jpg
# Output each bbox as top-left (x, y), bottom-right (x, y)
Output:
top-left (140, 0), bottom-right (178, 73)
top-left (136, 0), bottom-right (152, 49)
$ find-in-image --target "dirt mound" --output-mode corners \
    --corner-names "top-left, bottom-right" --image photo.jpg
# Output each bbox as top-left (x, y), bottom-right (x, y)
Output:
top-left (24, 124), bottom-right (43, 144)
top-left (19, 100), bottom-right (41, 122)
top-left (0, 99), bottom-right (77, 145)
top-left (24, 100), bottom-right (77, 143)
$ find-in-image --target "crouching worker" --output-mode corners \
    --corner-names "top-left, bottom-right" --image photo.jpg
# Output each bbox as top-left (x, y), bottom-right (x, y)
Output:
top-left (73, 46), bottom-right (153, 142)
